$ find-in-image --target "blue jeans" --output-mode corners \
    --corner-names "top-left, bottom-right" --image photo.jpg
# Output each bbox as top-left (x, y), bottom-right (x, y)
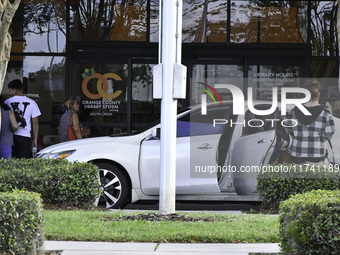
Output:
top-left (0, 144), bottom-right (12, 159)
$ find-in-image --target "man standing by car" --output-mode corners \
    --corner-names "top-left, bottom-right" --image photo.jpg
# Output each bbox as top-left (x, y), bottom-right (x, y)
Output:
top-left (5, 79), bottom-right (41, 158)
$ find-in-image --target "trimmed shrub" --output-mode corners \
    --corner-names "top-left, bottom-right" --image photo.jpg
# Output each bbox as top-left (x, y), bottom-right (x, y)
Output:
top-left (0, 158), bottom-right (99, 208)
top-left (0, 190), bottom-right (44, 255)
top-left (257, 163), bottom-right (340, 210)
top-left (280, 190), bottom-right (340, 254)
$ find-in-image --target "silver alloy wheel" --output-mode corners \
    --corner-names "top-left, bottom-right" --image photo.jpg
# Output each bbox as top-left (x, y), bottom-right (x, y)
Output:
top-left (96, 168), bottom-right (122, 209)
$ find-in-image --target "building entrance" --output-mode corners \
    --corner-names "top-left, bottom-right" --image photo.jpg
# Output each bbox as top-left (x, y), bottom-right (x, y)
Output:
top-left (74, 61), bottom-right (129, 137)
top-left (70, 48), bottom-right (305, 137)
top-left (71, 54), bottom-right (160, 136)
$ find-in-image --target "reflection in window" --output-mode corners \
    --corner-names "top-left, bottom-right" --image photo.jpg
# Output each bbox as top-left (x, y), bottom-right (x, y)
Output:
top-left (70, 0), bottom-right (147, 41)
top-left (248, 65), bottom-right (300, 101)
top-left (311, 60), bottom-right (339, 78)
top-left (4, 57), bottom-right (66, 134)
top-left (191, 64), bottom-right (243, 106)
top-left (12, 0), bottom-right (66, 53)
top-left (150, 0), bottom-right (159, 42)
top-left (183, 0), bottom-right (227, 43)
top-left (25, 57), bottom-right (66, 123)
top-left (230, 1), bottom-right (307, 43)
top-left (132, 64), bottom-right (160, 131)
top-left (152, 0), bottom-right (227, 43)
top-left (230, 1), bottom-right (258, 43)
top-left (311, 1), bottom-right (339, 56)
top-left (183, 0), bottom-right (206, 42)
top-left (206, 0), bottom-right (227, 42)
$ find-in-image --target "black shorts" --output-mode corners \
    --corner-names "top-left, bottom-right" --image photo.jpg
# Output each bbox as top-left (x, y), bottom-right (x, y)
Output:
top-left (291, 156), bottom-right (324, 164)
top-left (12, 135), bottom-right (32, 159)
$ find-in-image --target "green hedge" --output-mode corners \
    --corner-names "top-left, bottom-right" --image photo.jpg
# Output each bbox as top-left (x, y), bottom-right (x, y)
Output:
top-left (280, 190), bottom-right (340, 254)
top-left (257, 163), bottom-right (340, 210)
top-left (0, 190), bottom-right (44, 255)
top-left (0, 158), bottom-right (99, 208)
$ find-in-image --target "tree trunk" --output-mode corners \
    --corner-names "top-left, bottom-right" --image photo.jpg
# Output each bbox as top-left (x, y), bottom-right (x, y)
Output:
top-left (0, 0), bottom-right (21, 92)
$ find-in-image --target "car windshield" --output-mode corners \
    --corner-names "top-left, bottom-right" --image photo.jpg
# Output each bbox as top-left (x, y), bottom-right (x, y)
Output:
top-left (112, 107), bottom-right (191, 136)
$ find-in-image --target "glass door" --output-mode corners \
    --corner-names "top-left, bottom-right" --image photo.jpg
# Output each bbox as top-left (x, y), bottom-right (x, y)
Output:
top-left (131, 61), bottom-right (160, 132)
top-left (247, 61), bottom-right (302, 101)
top-left (189, 59), bottom-right (304, 106)
top-left (71, 55), bottom-right (161, 137)
top-left (74, 61), bottom-right (129, 137)
top-left (190, 62), bottom-right (244, 107)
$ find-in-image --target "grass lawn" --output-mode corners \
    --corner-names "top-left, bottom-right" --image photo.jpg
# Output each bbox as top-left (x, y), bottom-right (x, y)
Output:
top-left (43, 210), bottom-right (279, 243)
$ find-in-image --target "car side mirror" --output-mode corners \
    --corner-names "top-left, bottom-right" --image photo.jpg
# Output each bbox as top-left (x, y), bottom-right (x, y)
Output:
top-left (151, 128), bottom-right (161, 138)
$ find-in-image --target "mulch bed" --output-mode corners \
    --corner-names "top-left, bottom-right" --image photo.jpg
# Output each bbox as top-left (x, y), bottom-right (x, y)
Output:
top-left (245, 208), bottom-right (279, 215)
top-left (102, 212), bottom-right (217, 222)
top-left (37, 251), bottom-right (62, 255)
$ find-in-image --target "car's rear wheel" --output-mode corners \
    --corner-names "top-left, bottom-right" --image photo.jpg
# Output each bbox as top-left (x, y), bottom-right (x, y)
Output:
top-left (94, 162), bottom-right (130, 209)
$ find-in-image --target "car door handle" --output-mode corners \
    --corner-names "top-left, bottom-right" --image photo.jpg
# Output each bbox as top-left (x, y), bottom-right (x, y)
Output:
top-left (197, 143), bottom-right (214, 150)
top-left (257, 138), bottom-right (267, 144)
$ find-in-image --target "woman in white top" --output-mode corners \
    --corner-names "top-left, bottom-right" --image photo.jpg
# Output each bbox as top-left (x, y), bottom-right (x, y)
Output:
top-left (326, 96), bottom-right (340, 164)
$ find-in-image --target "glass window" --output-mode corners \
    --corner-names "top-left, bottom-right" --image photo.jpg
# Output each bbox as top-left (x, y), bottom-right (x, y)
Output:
top-left (311, 60), bottom-right (340, 100)
top-left (242, 107), bottom-right (277, 136)
top-left (12, 0), bottom-right (66, 53)
top-left (311, 1), bottom-right (339, 56)
top-left (150, 0), bottom-right (159, 43)
top-left (177, 106), bottom-right (230, 137)
top-left (182, 0), bottom-right (207, 42)
top-left (132, 63), bottom-right (160, 131)
top-left (152, 0), bottom-right (227, 43)
top-left (4, 57), bottom-right (66, 135)
top-left (183, 0), bottom-right (227, 43)
top-left (311, 60), bottom-right (339, 78)
top-left (230, 1), bottom-right (307, 43)
top-left (207, 0), bottom-right (228, 42)
top-left (248, 64), bottom-right (300, 101)
top-left (69, 0), bottom-right (147, 42)
top-left (190, 64), bottom-right (244, 106)
top-left (230, 1), bottom-right (259, 43)
top-left (76, 63), bottom-right (128, 136)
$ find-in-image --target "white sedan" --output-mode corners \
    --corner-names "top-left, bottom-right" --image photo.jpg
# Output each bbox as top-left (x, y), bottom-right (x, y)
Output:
top-left (38, 101), bottom-right (289, 209)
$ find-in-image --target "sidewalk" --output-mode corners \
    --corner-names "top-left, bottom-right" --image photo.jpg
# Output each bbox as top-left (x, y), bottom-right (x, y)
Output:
top-left (42, 241), bottom-right (281, 255)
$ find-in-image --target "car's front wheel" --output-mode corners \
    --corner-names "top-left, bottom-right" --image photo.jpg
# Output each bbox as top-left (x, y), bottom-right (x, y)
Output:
top-left (94, 162), bottom-right (130, 209)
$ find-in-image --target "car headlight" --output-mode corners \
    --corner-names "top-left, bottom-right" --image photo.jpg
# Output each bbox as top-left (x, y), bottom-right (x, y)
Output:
top-left (37, 150), bottom-right (76, 160)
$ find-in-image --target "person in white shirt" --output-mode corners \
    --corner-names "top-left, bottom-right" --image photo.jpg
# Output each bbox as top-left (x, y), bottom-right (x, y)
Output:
top-left (5, 79), bottom-right (41, 158)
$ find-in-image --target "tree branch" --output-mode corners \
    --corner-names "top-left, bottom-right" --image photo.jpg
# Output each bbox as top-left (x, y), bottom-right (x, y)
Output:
top-left (0, 0), bottom-right (20, 95)
top-left (3, 0), bottom-right (20, 23)
top-left (0, 0), bottom-right (21, 58)
top-left (0, 0), bottom-right (8, 16)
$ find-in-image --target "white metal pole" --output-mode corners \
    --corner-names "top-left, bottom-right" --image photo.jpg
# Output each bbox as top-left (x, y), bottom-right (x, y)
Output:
top-left (158, 0), bottom-right (182, 214)
top-left (175, 0), bottom-right (183, 64)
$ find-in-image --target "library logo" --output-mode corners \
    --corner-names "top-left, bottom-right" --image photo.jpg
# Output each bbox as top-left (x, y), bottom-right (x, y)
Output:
top-left (82, 68), bottom-right (122, 99)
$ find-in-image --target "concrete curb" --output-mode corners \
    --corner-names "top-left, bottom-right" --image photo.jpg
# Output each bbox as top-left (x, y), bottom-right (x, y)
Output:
top-left (42, 241), bottom-right (281, 255)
